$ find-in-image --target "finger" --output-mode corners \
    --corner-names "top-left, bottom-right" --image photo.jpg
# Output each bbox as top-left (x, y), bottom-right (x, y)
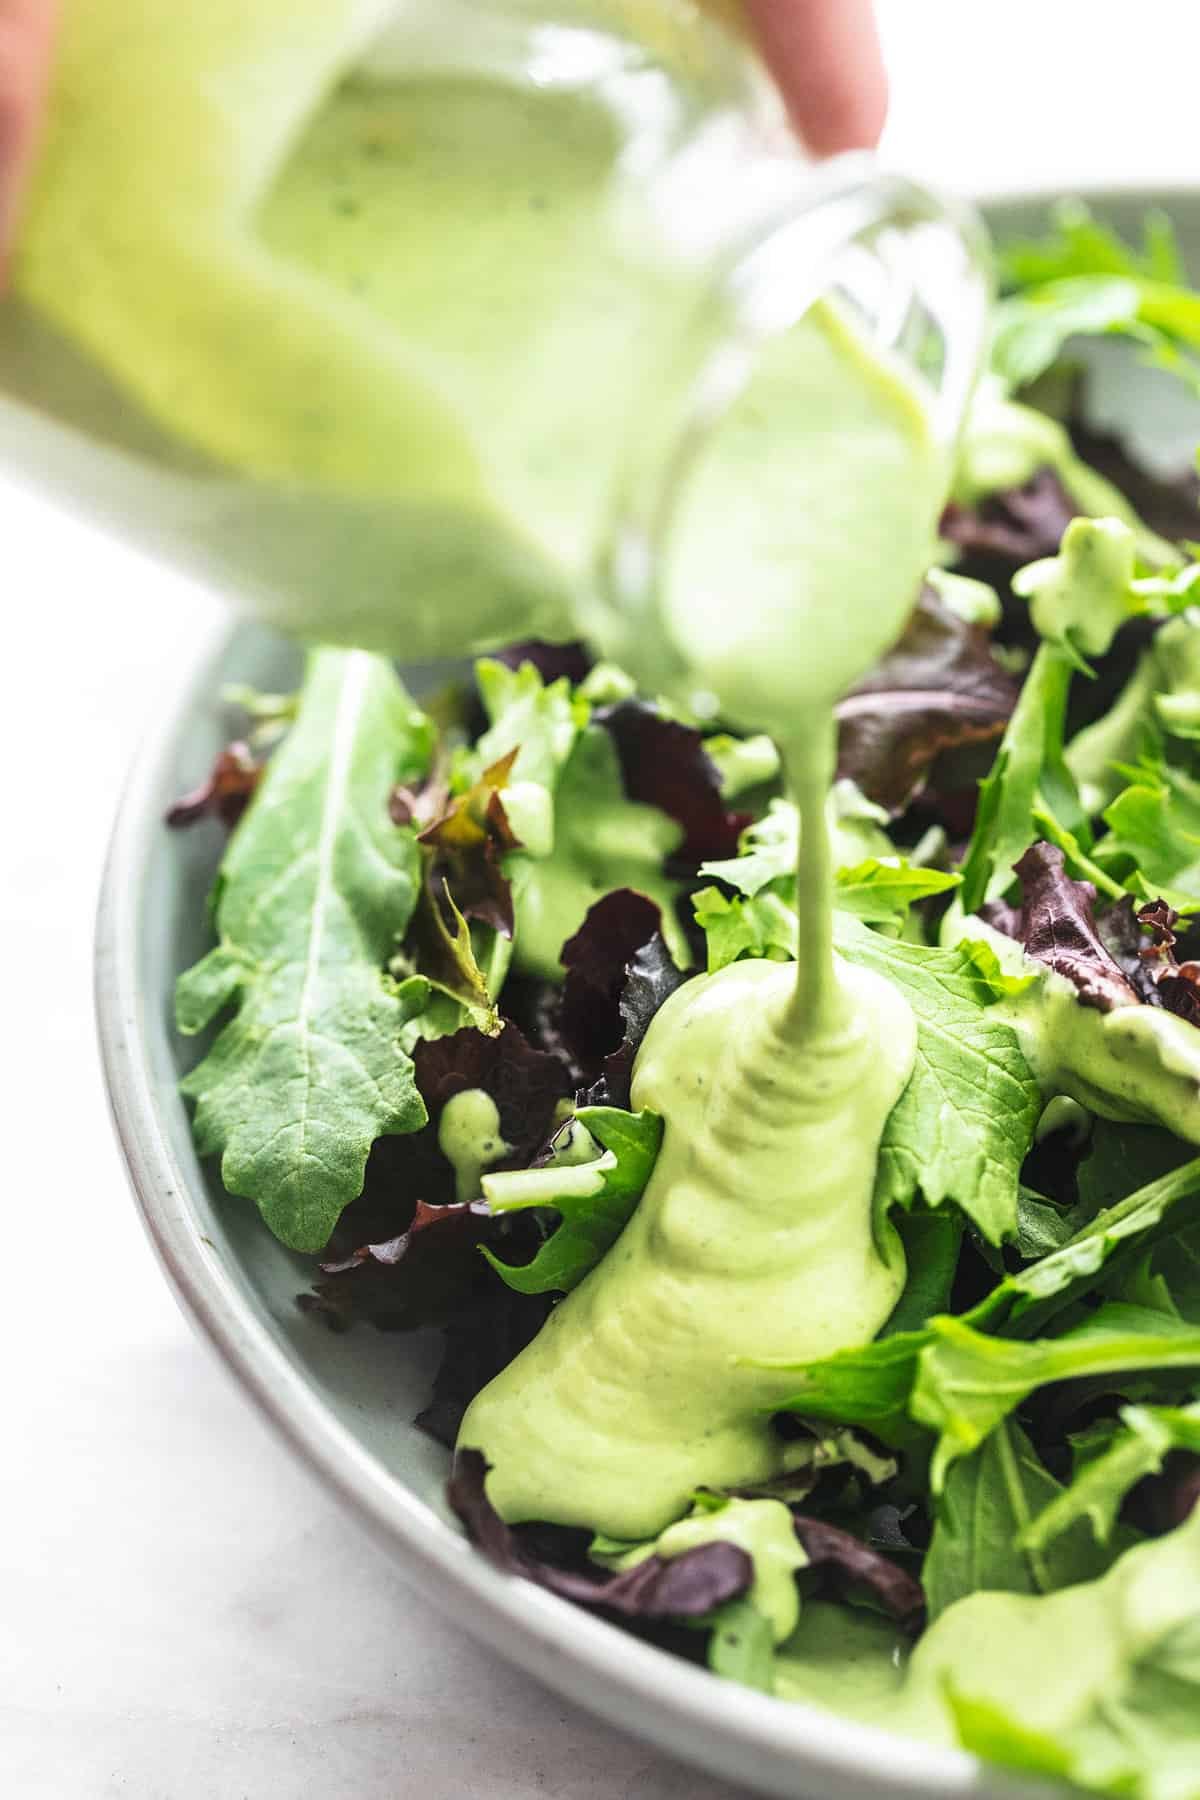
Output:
top-left (0, 0), bottom-right (57, 263)
top-left (743, 0), bottom-right (888, 155)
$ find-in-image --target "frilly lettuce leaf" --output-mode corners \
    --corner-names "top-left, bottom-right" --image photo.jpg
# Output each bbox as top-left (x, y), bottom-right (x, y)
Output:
top-left (481, 1105), bottom-right (663, 1295)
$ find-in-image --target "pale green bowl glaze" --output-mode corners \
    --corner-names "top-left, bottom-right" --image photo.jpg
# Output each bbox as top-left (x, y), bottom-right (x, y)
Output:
top-left (96, 191), bottom-right (1200, 1800)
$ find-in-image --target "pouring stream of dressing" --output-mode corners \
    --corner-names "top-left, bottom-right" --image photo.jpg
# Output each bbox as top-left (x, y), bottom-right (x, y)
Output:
top-left (460, 303), bottom-right (951, 1535)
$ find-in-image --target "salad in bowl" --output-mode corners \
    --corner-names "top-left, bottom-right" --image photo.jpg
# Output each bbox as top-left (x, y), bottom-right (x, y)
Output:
top-left (162, 204), bottom-right (1200, 1800)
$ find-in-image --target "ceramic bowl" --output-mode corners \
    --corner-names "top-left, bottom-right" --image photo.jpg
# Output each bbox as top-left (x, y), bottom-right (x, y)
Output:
top-left (96, 190), bottom-right (1200, 1800)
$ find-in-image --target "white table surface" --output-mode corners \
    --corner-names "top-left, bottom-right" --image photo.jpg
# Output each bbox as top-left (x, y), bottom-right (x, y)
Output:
top-left (3, 5), bottom-right (1194, 1794)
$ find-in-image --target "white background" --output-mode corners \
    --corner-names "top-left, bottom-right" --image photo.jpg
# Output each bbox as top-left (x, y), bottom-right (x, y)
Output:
top-left (3, 5), bottom-right (1195, 1795)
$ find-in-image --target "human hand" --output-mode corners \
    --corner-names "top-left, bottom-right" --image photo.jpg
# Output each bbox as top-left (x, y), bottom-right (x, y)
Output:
top-left (0, 0), bottom-right (884, 271)
top-left (0, 0), bottom-right (55, 267)
top-left (744, 0), bottom-right (887, 153)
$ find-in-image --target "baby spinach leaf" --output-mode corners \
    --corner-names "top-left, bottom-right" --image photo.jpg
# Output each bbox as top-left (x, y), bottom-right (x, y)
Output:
top-left (482, 1106), bottom-right (663, 1294)
top-left (923, 1418), bottom-right (1113, 1621)
top-left (177, 649), bottom-right (433, 1253)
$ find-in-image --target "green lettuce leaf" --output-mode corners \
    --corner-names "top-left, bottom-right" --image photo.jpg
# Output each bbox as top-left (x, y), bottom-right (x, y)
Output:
top-left (991, 200), bottom-right (1200, 400)
top-left (912, 1303), bottom-right (1200, 1488)
top-left (834, 916), bottom-right (1041, 1245)
top-left (958, 641), bottom-right (1079, 914)
top-left (900, 1508), bottom-right (1200, 1800)
top-left (831, 859), bottom-right (961, 925)
top-left (1099, 754), bottom-right (1200, 899)
top-left (922, 1418), bottom-right (1114, 1621)
top-left (509, 724), bottom-right (688, 978)
top-left (691, 885), bottom-right (796, 973)
top-left (481, 1106), bottom-right (662, 1294)
top-left (176, 648), bottom-right (433, 1252)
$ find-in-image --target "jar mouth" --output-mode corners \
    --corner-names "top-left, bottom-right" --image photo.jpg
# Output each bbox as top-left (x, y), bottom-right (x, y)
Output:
top-left (588, 154), bottom-right (993, 707)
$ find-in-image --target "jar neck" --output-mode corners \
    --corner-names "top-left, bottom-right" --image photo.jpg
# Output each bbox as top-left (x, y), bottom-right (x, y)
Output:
top-left (583, 154), bottom-right (992, 702)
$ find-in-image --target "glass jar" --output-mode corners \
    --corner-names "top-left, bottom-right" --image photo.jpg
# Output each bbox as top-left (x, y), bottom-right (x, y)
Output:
top-left (0, 0), bottom-right (989, 669)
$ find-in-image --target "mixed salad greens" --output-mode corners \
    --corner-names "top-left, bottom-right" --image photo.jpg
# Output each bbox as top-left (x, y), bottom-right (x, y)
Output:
top-left (172, 206), bottom-right (1200, 1798)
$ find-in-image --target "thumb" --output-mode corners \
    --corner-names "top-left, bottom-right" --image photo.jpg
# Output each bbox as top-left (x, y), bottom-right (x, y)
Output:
top-left (743, 0), bottom-right (887, 155)
top-left (0, 0), bottom-right (57, 270)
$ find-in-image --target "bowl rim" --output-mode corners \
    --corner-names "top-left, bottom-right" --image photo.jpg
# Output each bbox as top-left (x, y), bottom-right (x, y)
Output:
top-left (94, 177), bottom-right (1182, 1799)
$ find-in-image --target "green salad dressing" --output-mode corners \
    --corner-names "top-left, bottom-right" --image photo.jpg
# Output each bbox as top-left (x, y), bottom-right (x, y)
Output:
top-left (437, 1090), bottom-right (511, 1204)
top-left (461, 315), bottom-right (947, 1537)
top-left (603, 1498), bottom-right (810, 1643)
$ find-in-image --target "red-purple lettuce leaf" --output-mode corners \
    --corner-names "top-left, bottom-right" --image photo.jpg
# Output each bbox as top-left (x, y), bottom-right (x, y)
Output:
top-left (789, 1514), bottom-right (927, 1635)
top-left (594, 699), bottom-right (749, 862)
top-left (835, 587), bottom-right (1019, 816)
top-left (983, 843), bottom-right (1141, 1013)
top-left (297, 1023), bottom-right (568, 1327)
top-left (166, 740), bottom-right (261, 829)
top-left (415, 1288), bottom-right (555, 1449)
top-left (491, 639), bottom-right (594, 686)
top-left (448, 1450), bottom-right (753, 1619)
top-left (417, 749), bottom-right (522, 938)
top-left (550, 891), bottom-right (688, 1106)
top-left (1068, 420), bottom-right (1200, 546)
top-left (986, 845), bottom-right (1200, 1024)
top-left (941, 468), bottom-right (1079, 573)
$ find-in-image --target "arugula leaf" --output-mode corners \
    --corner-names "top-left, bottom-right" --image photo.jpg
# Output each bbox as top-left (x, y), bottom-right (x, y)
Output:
top-left (778, 1157), bottom-right (1200, 1448)
top-left (923, 1418), bottom-right (1113, 1620)
top-left (901, 1508), bottom-right (1200, 1799)
top-left (482, 1106), bottom-right (662, 1294)
top-left (991, 1157), bottom-right (1200, 1329)
top-left (1020, 1401), bottom-right (1200, 1555)
top-left (835, 916), bottom-right (1041, 1245)
top-left (911, 1304), bottom-right (1200, 1489)
top-left (775, 1330), bottom-right (933, 1434)
top-left (177, 649), bottom-right (432, 1253)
